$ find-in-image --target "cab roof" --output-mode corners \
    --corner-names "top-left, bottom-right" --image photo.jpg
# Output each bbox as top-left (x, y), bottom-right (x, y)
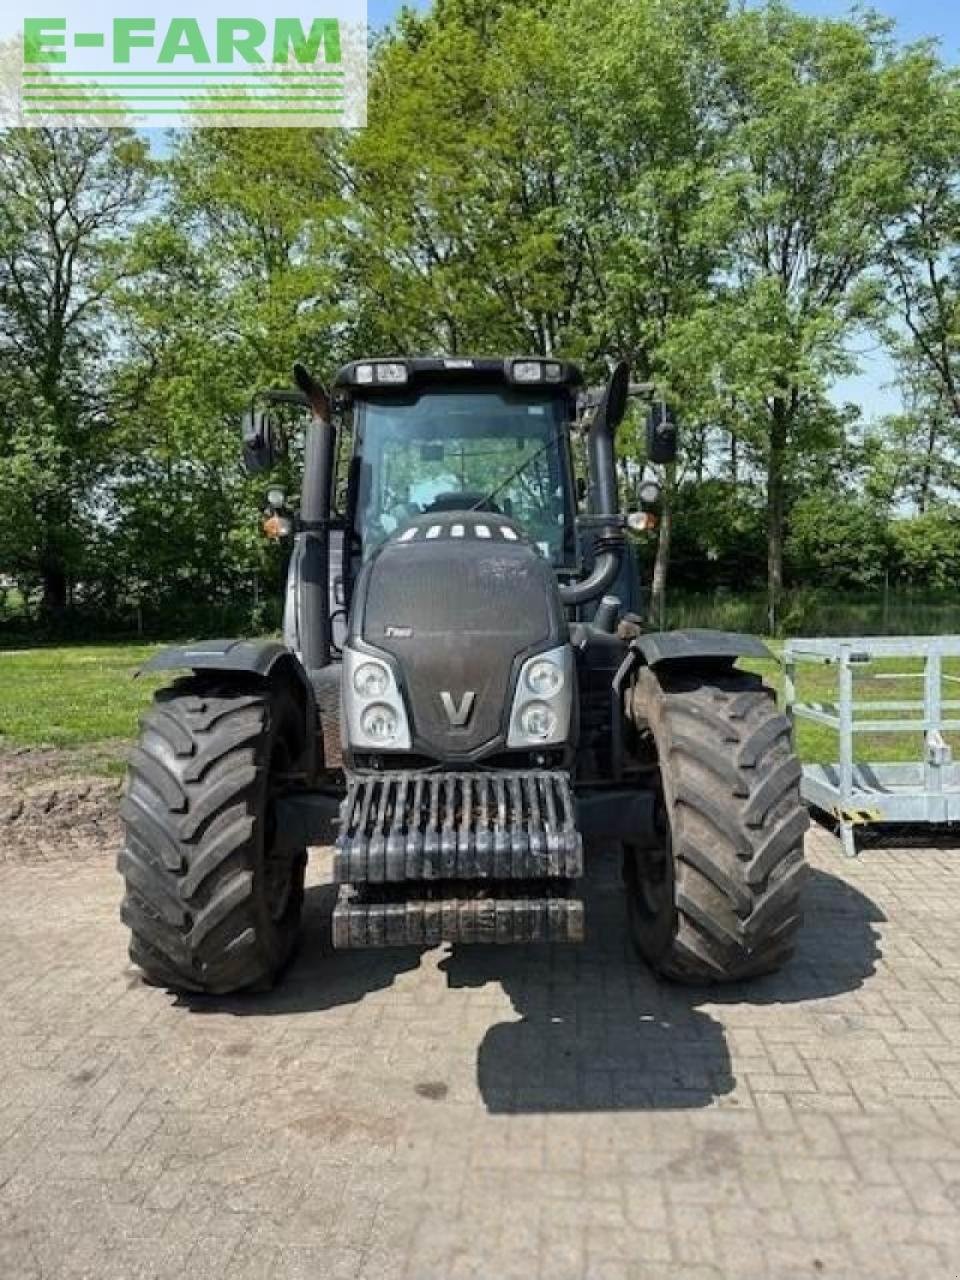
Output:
top-left (333, 355), bottom-right (584, 393)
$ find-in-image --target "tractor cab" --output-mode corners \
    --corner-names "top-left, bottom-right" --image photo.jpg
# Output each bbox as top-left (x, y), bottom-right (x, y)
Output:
top-left (334, 357), bottom-right (581, 578)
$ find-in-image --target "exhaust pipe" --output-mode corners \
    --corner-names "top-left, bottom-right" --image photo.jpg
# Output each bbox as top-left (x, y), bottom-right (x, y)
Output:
top-left (559, 362), bottom-right (629, 608)
top-left (289, 364), bottom-right (335, 671)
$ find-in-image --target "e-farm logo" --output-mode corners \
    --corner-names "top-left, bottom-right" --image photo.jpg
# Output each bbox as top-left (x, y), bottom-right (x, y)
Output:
top-left (1, 1), bottom-right (366, 128)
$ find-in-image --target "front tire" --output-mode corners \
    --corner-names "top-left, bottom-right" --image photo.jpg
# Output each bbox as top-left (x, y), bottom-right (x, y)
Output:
top-left (625, 665), bottom-right (808, 982)
top-left (118, 675), bottom-right (308, 994)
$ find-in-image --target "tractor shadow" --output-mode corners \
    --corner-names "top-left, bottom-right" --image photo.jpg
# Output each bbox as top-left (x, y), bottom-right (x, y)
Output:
top-left (176, 848), bottom-right (884, 1116)
top-left (439, 848), bottom-right (885, 1114)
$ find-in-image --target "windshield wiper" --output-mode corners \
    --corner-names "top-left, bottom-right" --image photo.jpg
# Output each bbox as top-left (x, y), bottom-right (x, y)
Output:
top-left (470, 435), bottom-right (559, 512)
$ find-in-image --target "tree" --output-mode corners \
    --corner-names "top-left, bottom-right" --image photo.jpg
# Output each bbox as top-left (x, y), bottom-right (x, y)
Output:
top-left (107, 128), bottom-right (346, 619)
top-left (344, 1), bottom-right (592, 356)
top-left (676, 6), bottom-right (915, 628)
top-left (891, 509), bottom-right (960, 590)
top-left (879, 54), bottom-right (960, 423)
top-left (863, 405), bottom-right (960, 514)
top-left (786, 493), bottom-right (891, 590)
top-left (0, 128), bottom-right (151, 614)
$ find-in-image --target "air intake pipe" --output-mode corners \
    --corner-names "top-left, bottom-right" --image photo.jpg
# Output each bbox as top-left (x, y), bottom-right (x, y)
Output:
top-left (559, 362), bottom-right (629, 608)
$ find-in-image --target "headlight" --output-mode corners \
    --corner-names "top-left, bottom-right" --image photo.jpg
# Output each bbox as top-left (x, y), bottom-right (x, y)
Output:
top-left (360, 703), bottom-right (400, 743)
top-left (509, 359), bottom-right (566, 385)
top-left (352, 361), bottom-right (408, 385)
top-left (507, 645), bottom-right (573, 748)
top-left (342, 646), bottom-right (412, 751)
top-left (526, 658), bottom-right (564, 697)
top-left (520, 702), bottom-right (556, 741)
top-left (353, 661), bottom-right (389, 699)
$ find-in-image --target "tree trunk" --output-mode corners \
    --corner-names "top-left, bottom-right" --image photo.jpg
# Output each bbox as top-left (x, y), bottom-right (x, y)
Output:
top-left (41, 561), bottom-right (68, 618)
top-left (918, 412), bottom-right (939, 514)
top-left (766, 398), bottom-right (788, 635)
top-left (650, 463), bottom-right (675, 629)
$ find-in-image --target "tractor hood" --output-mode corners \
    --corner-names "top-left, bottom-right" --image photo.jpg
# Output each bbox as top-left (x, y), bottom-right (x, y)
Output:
top-left (346, 513), bottom-right (570, 762)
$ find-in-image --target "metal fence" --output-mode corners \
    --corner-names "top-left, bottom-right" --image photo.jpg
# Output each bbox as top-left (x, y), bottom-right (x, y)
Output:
top-left (784, 636), bottom-right (960, 856)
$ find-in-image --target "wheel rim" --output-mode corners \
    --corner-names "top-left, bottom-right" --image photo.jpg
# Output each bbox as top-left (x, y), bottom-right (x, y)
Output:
top-left (632, 832), bottom-right (672, 920)
top-left (624, 794), bottom-right (675, 942)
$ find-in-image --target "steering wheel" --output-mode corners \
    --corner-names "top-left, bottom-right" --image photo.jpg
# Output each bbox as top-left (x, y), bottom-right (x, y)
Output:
top-left (424, 491), bottom-right (502, 514)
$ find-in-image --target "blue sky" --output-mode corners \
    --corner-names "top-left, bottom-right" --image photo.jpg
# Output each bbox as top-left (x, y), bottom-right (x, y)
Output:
top-left (783, 0), bottom-right (958, 58)
top-left (370, 0), bottom-right (959, 58)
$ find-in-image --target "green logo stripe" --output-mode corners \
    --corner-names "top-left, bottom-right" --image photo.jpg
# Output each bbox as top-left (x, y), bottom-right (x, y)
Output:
top-left (22, 107), bottom-right (346, 114)
top-left (23, 94), bottom-right (346, 100)
top-left (21, 69), bottom-right (346, 77)
top-left (22, 81), bottom-right (346, 88)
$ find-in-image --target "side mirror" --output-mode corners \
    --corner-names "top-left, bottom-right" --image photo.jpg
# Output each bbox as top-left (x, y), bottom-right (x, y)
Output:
top-left (598, 361), bottom-right (630, 433)
top-left (241, 387), bottom-right (310, 473)
top-left (646, 402), bottom-right (678, 465)
top-left (241, 409), bottom-right (280, 473)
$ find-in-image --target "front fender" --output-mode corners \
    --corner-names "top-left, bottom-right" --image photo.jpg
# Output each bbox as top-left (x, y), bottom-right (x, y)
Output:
top-left (629, 629), bottom-right (773, 668)
top-left (138, 639), bottom-right (318, 776)
top-left (139, 638), bottom-right (303, 680)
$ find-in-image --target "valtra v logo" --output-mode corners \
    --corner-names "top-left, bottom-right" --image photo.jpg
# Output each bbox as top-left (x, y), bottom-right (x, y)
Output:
top-left (440, 691), bottom-right (476, 728)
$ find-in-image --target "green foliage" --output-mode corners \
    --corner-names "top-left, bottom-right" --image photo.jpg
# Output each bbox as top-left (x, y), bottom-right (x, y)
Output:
top-left (667, 587), bottom-right (960, 640)
top-left (877, 48), bottom-right (960, 426)
top-left (642, 480), bottom-right (767, 591)
top-left (786, 493), bottom-right (892, 590)
top-left (0, 129), bottom-right (152, 616)
top-left (890, 509), bottom-right (960, 590)
top-left (0, 2), bottom-right (957, 642)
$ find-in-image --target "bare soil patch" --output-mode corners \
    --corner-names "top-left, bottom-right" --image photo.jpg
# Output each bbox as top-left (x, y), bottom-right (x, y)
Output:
top-left (0, 746), bottom-right (124, 865)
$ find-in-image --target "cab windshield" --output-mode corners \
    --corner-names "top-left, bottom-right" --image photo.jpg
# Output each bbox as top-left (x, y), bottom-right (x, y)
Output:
top-left (353, 386), bottom-right (576, 565)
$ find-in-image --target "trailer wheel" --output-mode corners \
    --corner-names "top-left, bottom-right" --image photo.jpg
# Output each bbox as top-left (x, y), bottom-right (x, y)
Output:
top-left (624, 666), bottom-right (808, 982)
top-left (118, 674), bottom-right (307, 994)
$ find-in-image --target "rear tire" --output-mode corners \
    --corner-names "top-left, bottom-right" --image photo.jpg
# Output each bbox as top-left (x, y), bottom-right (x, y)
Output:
top-left (118, 674), bottom-right (308, 994)
top-left (624, 665), bottom-right (808, 982)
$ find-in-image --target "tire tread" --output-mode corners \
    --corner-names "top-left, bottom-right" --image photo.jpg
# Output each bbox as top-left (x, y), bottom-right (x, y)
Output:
top-left (118, 675), bottom-right (306, 994)
top-left (630, 667), bottom-right (808, 983)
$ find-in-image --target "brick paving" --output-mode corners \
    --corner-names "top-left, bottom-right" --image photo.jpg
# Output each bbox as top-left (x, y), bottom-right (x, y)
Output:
top-left (1, 826), bottom-right (959, 1279)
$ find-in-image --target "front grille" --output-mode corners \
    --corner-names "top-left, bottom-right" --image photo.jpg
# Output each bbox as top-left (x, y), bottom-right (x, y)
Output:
top-left (334, 770), bottom-right (582, 882)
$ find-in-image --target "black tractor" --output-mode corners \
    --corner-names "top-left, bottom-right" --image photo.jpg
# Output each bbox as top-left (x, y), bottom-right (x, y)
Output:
top-left (118, 356), bottom-right (807, 994)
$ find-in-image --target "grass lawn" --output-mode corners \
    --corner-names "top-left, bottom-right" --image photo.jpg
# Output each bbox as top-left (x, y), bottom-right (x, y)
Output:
top-left (0, 644), bottom-right (165, 771)
top-left (0, 641), bottom-right (955, 775)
